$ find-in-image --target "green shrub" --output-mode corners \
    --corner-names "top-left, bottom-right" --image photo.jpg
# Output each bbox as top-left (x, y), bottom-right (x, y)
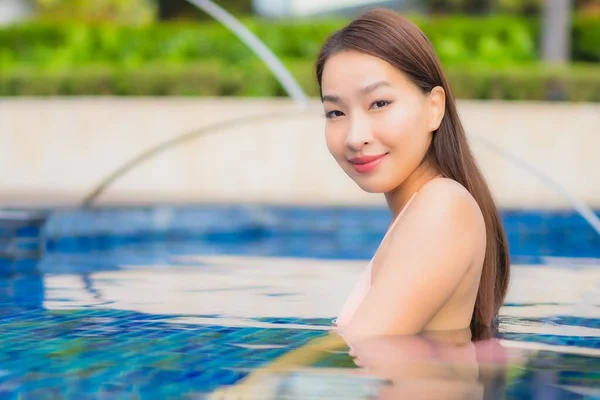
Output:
top-left (2, 14), bottom-right (598, 69)
top-left (416, 15), bottom-right (538, 66)
top-left (572, 13), bottom-right (600, 62)
top-left (445, 64), bottom-right (600, 102)
top-left (0, 16), bottom-right (540, 69)
top-left (1, 61), bottom-right (598, 102)
top-left (35, 0), bottom-right (157, 24)
top-left (1, 15), bottom-right (598, 100)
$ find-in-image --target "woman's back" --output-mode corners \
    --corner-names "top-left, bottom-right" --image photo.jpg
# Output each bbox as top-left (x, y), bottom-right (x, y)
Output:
top-left (336, 177), bottom-right (486, 337)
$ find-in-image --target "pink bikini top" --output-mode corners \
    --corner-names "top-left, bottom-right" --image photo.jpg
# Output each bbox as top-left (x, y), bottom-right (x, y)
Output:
top-left (334, 191), bottom-right (418, 328)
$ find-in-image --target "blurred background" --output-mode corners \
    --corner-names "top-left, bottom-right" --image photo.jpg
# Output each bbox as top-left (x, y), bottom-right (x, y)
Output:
top-left (0, 0), bottom-right (598, 209)
top-left (1, 0), bottom-right (599, 98)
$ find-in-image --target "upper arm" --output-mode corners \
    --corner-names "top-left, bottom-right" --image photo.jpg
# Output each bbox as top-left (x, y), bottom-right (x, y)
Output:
top-left (340, 180), bottom-right (484, 339)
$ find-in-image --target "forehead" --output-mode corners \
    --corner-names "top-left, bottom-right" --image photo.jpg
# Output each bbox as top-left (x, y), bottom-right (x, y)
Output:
top-left (321, 50), bottom-right (409, 93)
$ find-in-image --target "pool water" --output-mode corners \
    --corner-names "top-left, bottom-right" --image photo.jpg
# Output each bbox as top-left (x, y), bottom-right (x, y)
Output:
top-left (1, 205), bottom-right (599, 399)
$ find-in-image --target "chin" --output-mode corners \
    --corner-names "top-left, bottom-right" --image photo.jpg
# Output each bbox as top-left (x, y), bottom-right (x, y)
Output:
top-left (353, 176), bottom-right (396, 194)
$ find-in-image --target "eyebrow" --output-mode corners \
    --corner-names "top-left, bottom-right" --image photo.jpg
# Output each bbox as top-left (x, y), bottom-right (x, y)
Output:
top-left (321, 81), bottom-right (391, 104)
top-left (360, 81), bottom-right (391, 94)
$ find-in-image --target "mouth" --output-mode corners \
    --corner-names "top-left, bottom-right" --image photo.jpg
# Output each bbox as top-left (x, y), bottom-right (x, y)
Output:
top-left (348, 153), bottom-right (387, 174)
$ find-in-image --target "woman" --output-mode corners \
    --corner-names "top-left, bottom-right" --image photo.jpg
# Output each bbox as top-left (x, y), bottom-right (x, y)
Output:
top-left (208, 9), bottom-right (513, 398)
top-left (317, 8), bottom-right (510, 341)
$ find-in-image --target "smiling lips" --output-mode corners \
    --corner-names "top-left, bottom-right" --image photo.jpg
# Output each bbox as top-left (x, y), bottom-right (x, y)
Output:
top-left (348, 153), bottom-right (387, 173)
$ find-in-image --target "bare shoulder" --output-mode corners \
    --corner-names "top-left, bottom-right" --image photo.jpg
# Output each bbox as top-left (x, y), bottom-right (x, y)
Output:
top-left (409, 177), bottom-right (484, 230)
top-left (392, 177), bottom-right (486, 255)
top-left (344, 177), bottom-right (488, 337)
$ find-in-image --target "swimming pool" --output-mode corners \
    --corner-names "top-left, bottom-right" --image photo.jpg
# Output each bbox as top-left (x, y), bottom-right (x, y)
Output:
top-left (1, 205), bottom-right (599, 398)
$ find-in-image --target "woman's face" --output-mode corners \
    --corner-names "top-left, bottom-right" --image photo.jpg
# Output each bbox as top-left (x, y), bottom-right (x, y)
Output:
top-left (320, 50), bottom-right (445, 194)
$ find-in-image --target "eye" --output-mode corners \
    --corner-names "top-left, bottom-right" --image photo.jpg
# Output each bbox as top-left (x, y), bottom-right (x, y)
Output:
top-left (325, 110), bottom-right (344, 119)
top-left (371, 100), bottom-right (391, 109)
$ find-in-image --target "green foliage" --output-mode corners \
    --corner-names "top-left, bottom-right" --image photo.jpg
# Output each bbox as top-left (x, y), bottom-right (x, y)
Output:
top-left (0, 14), bottom-right (598, 100)
top-left (415, 15), bottom-right (538, 66)
top-left (35, 0), bottom-right (157, 24)
top-left (214, 0), bottom-right (253, 16)
top-left (0, 16), bottom-right (539, 69)
top-left (1, 60), bottom-right (598, 102)
top-left (0, 19), bottom-right (350, 70)
top-left (425, 0), bottom-right (600, 14)
top-left (155, 0), bottom-right (253, 21)
top-left (425, 0), bottom-right (495, 14)
top-left (572, 12), bottom-right (600, 62)
top-left (446, 64), bottom-right (600, 101)
top-left (495, 0), bottom-right (542, 15)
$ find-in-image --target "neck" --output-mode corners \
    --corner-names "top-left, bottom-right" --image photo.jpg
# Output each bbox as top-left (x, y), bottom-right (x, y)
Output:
top-left (385, 159), bottom-right (441, 219)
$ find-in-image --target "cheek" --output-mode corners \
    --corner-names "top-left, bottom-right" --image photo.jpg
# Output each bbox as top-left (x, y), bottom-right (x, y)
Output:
top-left (325, 125), bottom-right (345, 158)
top-left (376, 104), bottom-right (429, 148)
top-left (375, 107), bottom-right (412, 146)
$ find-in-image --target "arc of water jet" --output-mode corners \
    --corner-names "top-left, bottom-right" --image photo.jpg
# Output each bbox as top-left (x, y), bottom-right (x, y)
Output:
top-left (186, 0), bottom-right (310, 107)
top-left (82, 111), bottom-right (306, 208)
top-left (470, 134), bottom-right (600, 238)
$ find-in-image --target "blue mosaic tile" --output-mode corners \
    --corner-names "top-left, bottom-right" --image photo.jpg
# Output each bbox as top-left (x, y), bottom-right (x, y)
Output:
top-left (0, 302), bottom-right (594, 398)
top-left (29, 206), bottom-right (600, 268)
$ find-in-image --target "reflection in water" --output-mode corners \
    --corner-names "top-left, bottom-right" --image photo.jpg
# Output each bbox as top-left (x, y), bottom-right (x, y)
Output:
top-left (347, 329), bottom-right (506, 400)
top-left (210, 328), bottom-right (515, 399)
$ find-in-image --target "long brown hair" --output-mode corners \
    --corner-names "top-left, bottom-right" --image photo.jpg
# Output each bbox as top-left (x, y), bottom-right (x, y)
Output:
top-left (315, 8), bottom-right (510, 339)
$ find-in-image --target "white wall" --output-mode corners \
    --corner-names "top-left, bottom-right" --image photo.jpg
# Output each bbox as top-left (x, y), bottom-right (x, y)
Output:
top-left (0, 97), bottom-right (598, 209)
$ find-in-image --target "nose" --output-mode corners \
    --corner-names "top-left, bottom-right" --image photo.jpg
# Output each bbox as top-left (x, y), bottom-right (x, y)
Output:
top-left (345, 115), bottom-right (372, 151)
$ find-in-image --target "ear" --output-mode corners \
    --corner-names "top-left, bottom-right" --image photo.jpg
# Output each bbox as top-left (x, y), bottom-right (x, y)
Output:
top-left (427, 86), bottom-right (446, 132)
